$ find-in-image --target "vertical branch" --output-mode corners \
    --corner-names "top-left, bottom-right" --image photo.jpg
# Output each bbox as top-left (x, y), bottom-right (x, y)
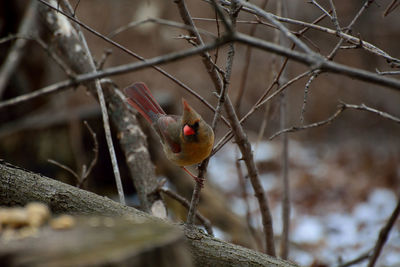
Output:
top-left (236, 155), bottom-right (263, 250)
top-left (367, 195), bottom-right (400, 267)
top-left (176, 0), bottom-right (277, 256)
top-left (234, 0), bottom-right (270, 115)
top-left (50, 0), bottom-right (126, 204)
top-left (274, 0), bottom-right (290, 260)
top-left (187, 0), bottom-right (236, 225)
top-left (0, 0), bottom-right (38, 98)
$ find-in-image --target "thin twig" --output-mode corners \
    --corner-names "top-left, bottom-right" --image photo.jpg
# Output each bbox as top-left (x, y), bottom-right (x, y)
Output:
top-left (47, 121), bottom-right (98, 188)
top-left (279, 91), bottom-right (290, 259)
top-left (300, 0), bottom-right (375, 123)
top-left (79, 121), bottom-right (99, 188)
top-left (48, 159), bottom-right (80, 181)
top-left (0, 34), bottom-right (75, 78)
top-left (328, 0), bottom-right (341, 32)
top-left (96, 49), bottom-right (112, 70)
top-left (212, 70), bottom-right (311, 156)
top-left (367, 194), bottom-right (400, 267)
top-left (159, 187), bottom-right (213, 235)
top-left (376, 70), bottom-right (400, 76)
top-left (212, 8), bottom-right (221, 71)
top-left (300, 71), bottom-right (318, 124)
top-left (341, 102), bottom-right (400, 124)
top-left (274, 0), bottom-right (291, 259)
top-left (35, 36), bottom-right (76, 78)
top-left (0, 36), bottom-right (229, 110)
top-left (235, 156), bottom-right (263, 251)
top-left (237, 0), bottom-right (314, 55)
top-left (271, 101), bottom-right (400, 140)
top-left (108, 17), bottom-right (217, 39)
top-left (215, 0), bottom-right (400, 66)
top-left (309, 0), bottom-right (333, 20)
top-left (0, 1), bottom-right (38, 98)
top-left (383, 0), bottom-right (399, 17)
top-left (61, 0), bottom-right (125, 204)
top-left (234, 0), bottom-right (269, 116)
top-left (270, 104), bottom-right (346, 140)
top-left (337, 250), bottom-right (372, 267)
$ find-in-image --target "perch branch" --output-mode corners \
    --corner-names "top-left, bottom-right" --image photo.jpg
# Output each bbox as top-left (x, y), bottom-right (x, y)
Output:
top-left (0, 160), bottom-right (299, 267)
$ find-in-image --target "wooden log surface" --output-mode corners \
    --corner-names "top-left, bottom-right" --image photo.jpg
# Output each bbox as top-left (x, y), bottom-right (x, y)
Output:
top-left (0, 160), bottom-right (299, 267)
top-left (0, 216), bottom-right (192, 267)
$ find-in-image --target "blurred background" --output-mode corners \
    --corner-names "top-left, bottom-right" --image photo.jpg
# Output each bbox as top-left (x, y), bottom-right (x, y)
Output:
top-left (1, 0), bottom-right (399, 266)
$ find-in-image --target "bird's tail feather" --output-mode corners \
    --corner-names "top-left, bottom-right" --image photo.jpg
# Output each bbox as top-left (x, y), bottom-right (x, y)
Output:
top-left (124, 82), bottom-right (165, 124)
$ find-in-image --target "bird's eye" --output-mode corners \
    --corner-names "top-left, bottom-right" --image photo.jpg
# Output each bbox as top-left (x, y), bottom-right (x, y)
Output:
top-left (193, 121), bottom-right (199, 129)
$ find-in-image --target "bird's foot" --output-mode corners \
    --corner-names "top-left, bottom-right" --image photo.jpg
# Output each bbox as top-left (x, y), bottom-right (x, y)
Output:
top-left (181, 167), bottom-right (205, 188)
top-left (193, 176), bottom-right (205, 188)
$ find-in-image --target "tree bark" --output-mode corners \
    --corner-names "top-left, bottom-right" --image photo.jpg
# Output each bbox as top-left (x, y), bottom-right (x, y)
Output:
top-left (0, 160), bottom-right (299, 267)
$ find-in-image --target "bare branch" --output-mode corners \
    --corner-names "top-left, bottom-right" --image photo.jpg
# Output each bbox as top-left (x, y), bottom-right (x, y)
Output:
top-left (327, 0), bottom-right (341, 32)
top-left (175, 0), bottom-right (276, 256)
top-left (376, 69), bottom-right (400, 76)
top-left (47, 121), bottom-right (98, 189)
top-left (337, 250), bottom-right (372, 267)
top-left (217, 0), bottom-right (400, 66)
top-left (108, 17), bottom-right (217, 39)
top-left (383, 0), bottom-right (400, 17)
top-left (301, 0), bottom-right (375, 123)
top-left (80, 121), bottom-right (98, 187)
top-left (212, 70), bottom-right (311, 156)
top-left (271, 101), bottom-right (400, 140)
top-left (237, 0), bottom-right (314, 55)
top-left (235, 32), bottom-right (400, 90)
top-left (269, 105), bottom-right (346, 140)
top-left (159, 187), bottom-right (213, 236)
top-left (367, 195), bottom-right (400, 267)
top-left (309, 0), bottom-right (333, 20)
top-left (235, 0), bottom-right (269, 115)
top-left (60, 0), bottom-right (125, 205)
top-left (0, 1), bottom-right (38, 98)
top-left (341, 102), bottom-right (400, 124)
top-left (0, 37), bottom-right (229, 110)
top-left (47, 159), bottom-right (80, 181)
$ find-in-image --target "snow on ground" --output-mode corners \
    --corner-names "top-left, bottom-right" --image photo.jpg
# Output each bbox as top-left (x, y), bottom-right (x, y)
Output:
top-left (208, 140), bottom-right (400, 267)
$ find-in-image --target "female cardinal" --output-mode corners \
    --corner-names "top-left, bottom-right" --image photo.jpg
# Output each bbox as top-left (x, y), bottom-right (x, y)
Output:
top-left (124, 82), bottom-right (214, 184)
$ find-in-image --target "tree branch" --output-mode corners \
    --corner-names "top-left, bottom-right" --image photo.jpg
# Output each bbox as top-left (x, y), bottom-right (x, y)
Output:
top-left (0, 1), bottom-right (38, 98)
top-left (0, 160), bottom-right (299, 267)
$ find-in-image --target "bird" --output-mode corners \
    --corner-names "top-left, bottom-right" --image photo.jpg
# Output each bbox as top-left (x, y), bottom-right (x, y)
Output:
top-left (123, 82), bottom-right (214, 185)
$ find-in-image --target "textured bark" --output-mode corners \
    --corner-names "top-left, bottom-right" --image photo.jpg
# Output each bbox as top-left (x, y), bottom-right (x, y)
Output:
top-left (102, 81), bottom-right (162, 214)
top-left (0, 160), bottom-right (146, 218)
top-left (0, 161), bottom-right (299, 267)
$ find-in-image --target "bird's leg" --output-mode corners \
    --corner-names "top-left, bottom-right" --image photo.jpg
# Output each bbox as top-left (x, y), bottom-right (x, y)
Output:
top-left (181, 167), bottom-right (204, 187)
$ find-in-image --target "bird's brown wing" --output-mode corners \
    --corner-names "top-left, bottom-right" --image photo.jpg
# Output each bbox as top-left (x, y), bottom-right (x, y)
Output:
top-left (156, 115), bottom-right (181, 153)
